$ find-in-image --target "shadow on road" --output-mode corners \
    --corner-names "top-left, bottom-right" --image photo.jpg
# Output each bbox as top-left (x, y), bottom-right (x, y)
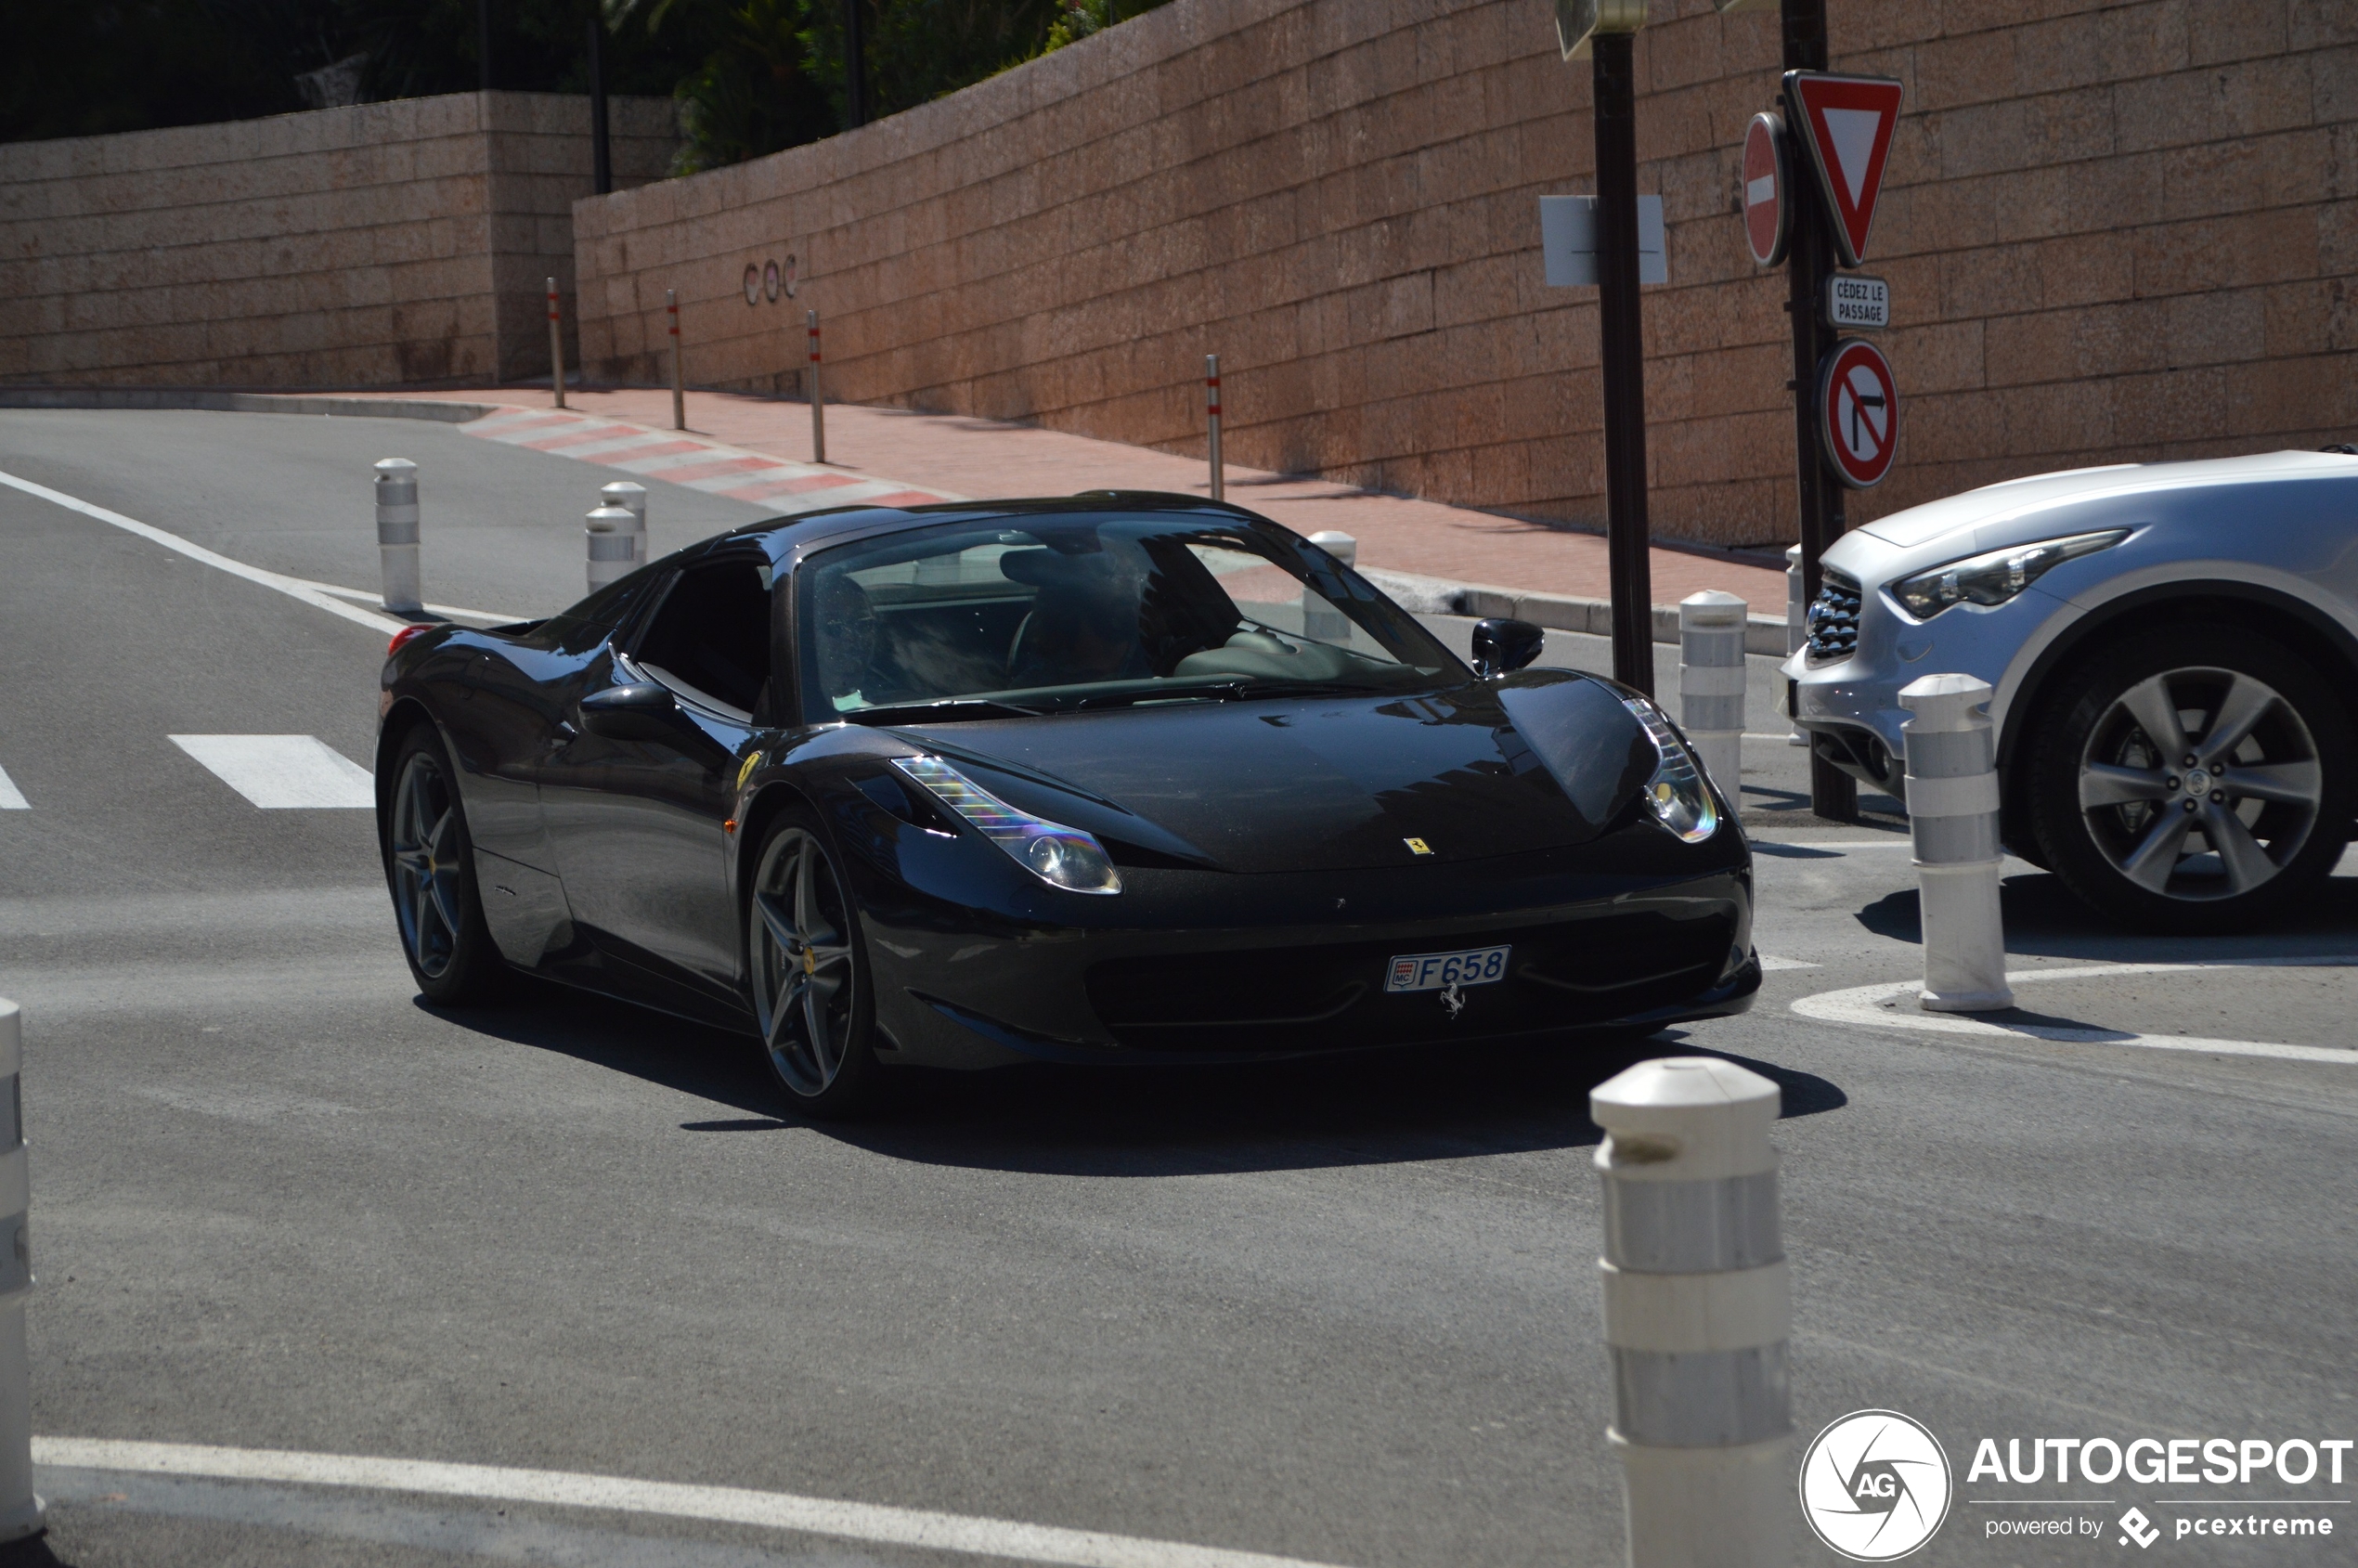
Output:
top-left (1855, 872), bottom-right (2358, 959)
top-left (419, 983), bottom-right (1846, 1176)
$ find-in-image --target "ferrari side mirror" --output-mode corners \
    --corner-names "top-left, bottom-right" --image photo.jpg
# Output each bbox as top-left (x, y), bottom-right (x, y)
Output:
top-left (579, 681), bottom-right (683, 744)
top-left (1472, 617), bottom-right (1544, 678)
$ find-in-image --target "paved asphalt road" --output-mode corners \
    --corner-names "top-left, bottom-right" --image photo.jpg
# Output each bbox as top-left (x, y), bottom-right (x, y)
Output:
top-left (0, 409), bottom-right (2353, 1567)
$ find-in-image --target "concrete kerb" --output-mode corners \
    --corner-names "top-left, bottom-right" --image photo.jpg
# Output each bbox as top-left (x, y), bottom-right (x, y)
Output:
top-left (1362, 568), bottom-right (1790, 654)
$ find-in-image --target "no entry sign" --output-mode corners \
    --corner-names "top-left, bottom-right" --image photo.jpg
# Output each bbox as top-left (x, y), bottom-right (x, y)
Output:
top-left (1817, 338), bottom-right (1899, 488)
top-left (1742, 111), bottom-right (1790, 267)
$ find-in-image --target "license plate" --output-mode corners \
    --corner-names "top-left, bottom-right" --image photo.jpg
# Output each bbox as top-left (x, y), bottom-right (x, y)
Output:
top-left (1385, 945), bottom-right (1510, 993)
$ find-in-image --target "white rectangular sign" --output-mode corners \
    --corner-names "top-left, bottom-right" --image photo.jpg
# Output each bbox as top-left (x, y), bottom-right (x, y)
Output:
top-left (1541, 195), bottom-right (1666, 287)
top-left (1825, 273), bottom-right (1890, 330)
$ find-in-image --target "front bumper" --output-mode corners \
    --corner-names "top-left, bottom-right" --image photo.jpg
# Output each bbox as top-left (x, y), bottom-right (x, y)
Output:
top-left (857, 825), bottom-right (1757, 1069)
top-left (1783, 538), bottom-right (2067, 792)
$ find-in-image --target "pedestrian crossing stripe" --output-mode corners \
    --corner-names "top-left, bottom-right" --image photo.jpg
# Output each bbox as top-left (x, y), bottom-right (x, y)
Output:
top-left (170, 736), bottom-right (375, 810)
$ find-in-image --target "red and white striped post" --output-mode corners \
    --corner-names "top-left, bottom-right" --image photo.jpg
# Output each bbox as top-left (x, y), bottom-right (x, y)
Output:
top-left (667, 288), bottom-right (685, 431)
top-left (546, 278), bottom-right (565, 408)
top-left (807, 309), bottom-right (827, 464)
top-left (1204, 353), bottom-right (1224, 502)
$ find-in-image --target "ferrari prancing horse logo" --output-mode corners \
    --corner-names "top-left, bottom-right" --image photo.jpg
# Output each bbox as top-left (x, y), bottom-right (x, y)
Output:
top-left (1404, 837), bottom-right (1432, 856)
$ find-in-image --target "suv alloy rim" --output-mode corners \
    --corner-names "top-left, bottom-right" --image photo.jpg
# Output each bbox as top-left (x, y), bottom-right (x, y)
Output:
top-left (2076, 666), bottom-right (2324, 901)
top-left (749, 828), bottom-right (858, 1095)
top-left (390, 751), bottom-right (463, 978)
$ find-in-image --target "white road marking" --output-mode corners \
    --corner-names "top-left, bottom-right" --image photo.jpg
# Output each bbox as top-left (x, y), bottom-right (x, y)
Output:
top-left (308, 581), bottom-right (525, 624)
top-left (170, 735), bottom-right (375, 810)
top-left (1792, 958), bottom-right (2358, 1066)
top-left (1758, 954), bottom-right (1820, 971)
top-left (0, 467), bottom-right (403, 637)
top-left (33, 1437), bottom-right (1354, 1568)
top-left (0, 766), bottom-right (24, 810)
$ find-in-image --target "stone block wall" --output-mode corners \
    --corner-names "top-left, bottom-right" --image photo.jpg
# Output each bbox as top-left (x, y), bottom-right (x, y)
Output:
top-left (573, 0), bottom-right (2356, 546)
top-left (0, 92), bottom-right (677, 389)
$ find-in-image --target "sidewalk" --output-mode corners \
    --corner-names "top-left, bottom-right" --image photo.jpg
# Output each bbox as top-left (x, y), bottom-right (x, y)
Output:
top-left (356, 384), bottom-right (1790, 622)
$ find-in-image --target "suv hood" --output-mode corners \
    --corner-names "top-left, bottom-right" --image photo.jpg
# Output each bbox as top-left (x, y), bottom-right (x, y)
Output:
top-left (1857, 450), bottom-right (2358, 551)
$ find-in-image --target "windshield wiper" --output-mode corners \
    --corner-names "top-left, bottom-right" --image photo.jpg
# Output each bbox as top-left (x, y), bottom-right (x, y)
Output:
top-left (842, 697), bottom-right (1044, 725)
top-left (1074, 678), bottom-right (1397, 710)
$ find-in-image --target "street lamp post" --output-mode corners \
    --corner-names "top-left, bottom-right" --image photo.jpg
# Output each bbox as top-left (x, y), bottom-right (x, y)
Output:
top-left (1556, 0), bottom-right (1654, 696)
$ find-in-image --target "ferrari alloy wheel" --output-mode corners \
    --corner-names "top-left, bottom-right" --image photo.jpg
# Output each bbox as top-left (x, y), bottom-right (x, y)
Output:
top-left (385, 728), bottom-right (506, 1002)
top-left (748, 814), bottom-right (878, 1115)
top-left (2028, 626), bottom-right (2353, 932)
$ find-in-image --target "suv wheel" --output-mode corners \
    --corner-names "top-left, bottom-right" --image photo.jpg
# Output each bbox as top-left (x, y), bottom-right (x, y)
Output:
top-left (2027, 625), bottom-right (2353, 932)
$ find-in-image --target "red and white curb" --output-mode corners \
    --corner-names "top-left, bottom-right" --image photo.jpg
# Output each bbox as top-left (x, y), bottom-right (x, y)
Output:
top-left (460, 408), bottom-right (963, 514)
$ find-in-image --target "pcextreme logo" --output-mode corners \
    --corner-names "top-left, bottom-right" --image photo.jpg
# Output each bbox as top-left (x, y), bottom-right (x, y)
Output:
top-left (1800, 1409), bottom-right (1955, 1561)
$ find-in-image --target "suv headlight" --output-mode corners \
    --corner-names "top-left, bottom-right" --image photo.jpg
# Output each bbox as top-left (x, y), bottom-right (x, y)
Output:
top-left (1891, 528), bottom-right (2130, 621)
top-left (1621, 697), bottom-right (1718, 844)
top-left (892, 756), bottom-right (1121, 895)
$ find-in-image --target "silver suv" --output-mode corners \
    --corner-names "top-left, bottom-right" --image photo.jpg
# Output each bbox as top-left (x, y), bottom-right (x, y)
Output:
top-left (1786, 448), bottom-right (2358, 931)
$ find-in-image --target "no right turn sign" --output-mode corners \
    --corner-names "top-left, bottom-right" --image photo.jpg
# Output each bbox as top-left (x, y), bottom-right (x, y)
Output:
top-left (1817, 338), bottom-right (1899, 488)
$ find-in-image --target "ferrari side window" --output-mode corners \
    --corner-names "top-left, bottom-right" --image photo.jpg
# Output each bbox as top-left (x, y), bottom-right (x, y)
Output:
top-left (632, 560), bottom-right (772, 719)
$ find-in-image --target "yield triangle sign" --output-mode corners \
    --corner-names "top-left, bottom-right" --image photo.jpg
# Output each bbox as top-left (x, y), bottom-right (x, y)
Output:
top-left (1784, 71), bottom-right (1903, 267)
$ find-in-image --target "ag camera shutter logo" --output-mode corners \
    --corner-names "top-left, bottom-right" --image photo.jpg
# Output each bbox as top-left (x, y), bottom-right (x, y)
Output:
top-left (1800, 1409), bottom-right (1954, 1561)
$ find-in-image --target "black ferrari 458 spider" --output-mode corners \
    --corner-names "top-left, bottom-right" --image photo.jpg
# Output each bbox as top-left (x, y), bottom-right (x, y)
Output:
top-left (375, 493), bottom-right (1756, 1113)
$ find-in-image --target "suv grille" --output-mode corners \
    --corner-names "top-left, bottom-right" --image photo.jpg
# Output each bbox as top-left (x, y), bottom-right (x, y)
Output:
top-left (1806, 568), bottom-right (1862, 661)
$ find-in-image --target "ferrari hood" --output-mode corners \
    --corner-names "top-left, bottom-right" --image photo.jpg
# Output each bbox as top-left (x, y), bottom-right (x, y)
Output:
top-left (897, 671), bottom-right (1655, 875)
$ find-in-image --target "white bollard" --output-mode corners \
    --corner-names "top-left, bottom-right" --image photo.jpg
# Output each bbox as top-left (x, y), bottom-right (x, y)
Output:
top-left (547, 277), bottom-right (565, 409)
top-left (585, 504), bottom-right (635, 593)
top-left (1899, 674), bottom-right (2014, 1012)
top-left (1205, 354), bottom-right (1224, 503)
top-left (0, 1004), bottom-right (43, 1543)
top-left (1678, 590), bottom-right (1746, 807)
top-left (372, 459), bottom-right (422, 615)
top-left (1784, 544), bottom-right (1806, 746)
top-left (1303, 530), bottom-right (1355, 642)
top-left (600, 481), bottom-right (648, 564)
top-left (1593, 1057), bottom-right (1789, 1568)
top-left (807, 309), bottom-right (826, 464)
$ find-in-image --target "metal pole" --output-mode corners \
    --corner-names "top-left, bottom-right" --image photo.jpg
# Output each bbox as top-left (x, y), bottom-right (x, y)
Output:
top-left (807, 309), bottom-right (826, 464)
top-left (1592, 1056), bottom-right (1791, 1568)
top-left (1900, 675), bottom-right (2013, 1012)
top-left (667, 289), bottom-right (685, 431)
top-left (1205, 354), bottom-right (1224, 502)
top-left (1591, 32), bottom-right (1653, 698)
top-left (373, 459), bottom-right (422, 614)
top-left (546, 277), bottom-right (565, 408)
top-left (0, 1004), bottom-right (40, 1545)
top-left (1781, 0), bottom-right (1856, 819)
top-left (588, 19), bottom-right (612, 196)
top-left (585, 505), bottom-right (634, 593)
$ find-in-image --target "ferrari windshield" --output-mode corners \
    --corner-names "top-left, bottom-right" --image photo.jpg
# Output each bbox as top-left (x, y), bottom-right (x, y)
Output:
top-left (797, 512), bottom-right (1464, 720)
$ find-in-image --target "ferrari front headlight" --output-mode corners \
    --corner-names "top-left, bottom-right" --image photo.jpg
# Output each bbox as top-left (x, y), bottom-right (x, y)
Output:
top-left (1890, 528), bottom-right (2129, 621)
top-left (891, 757), bottom-right (1122, 895)
top-left (1622, 697), bottom-right (1718, 844)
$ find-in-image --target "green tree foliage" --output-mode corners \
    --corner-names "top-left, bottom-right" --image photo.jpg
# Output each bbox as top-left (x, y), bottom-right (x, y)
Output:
top-left (1, 0), bottom-right (1170, 164)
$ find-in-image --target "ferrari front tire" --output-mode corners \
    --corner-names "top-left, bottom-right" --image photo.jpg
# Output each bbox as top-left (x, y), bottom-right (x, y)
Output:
top-left (2026, 624), bottom-right (2353, 933)
top-left (746, 809), bottom-right (881, 1118)
top-left (384, 724), bottom-right (509, 1003)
